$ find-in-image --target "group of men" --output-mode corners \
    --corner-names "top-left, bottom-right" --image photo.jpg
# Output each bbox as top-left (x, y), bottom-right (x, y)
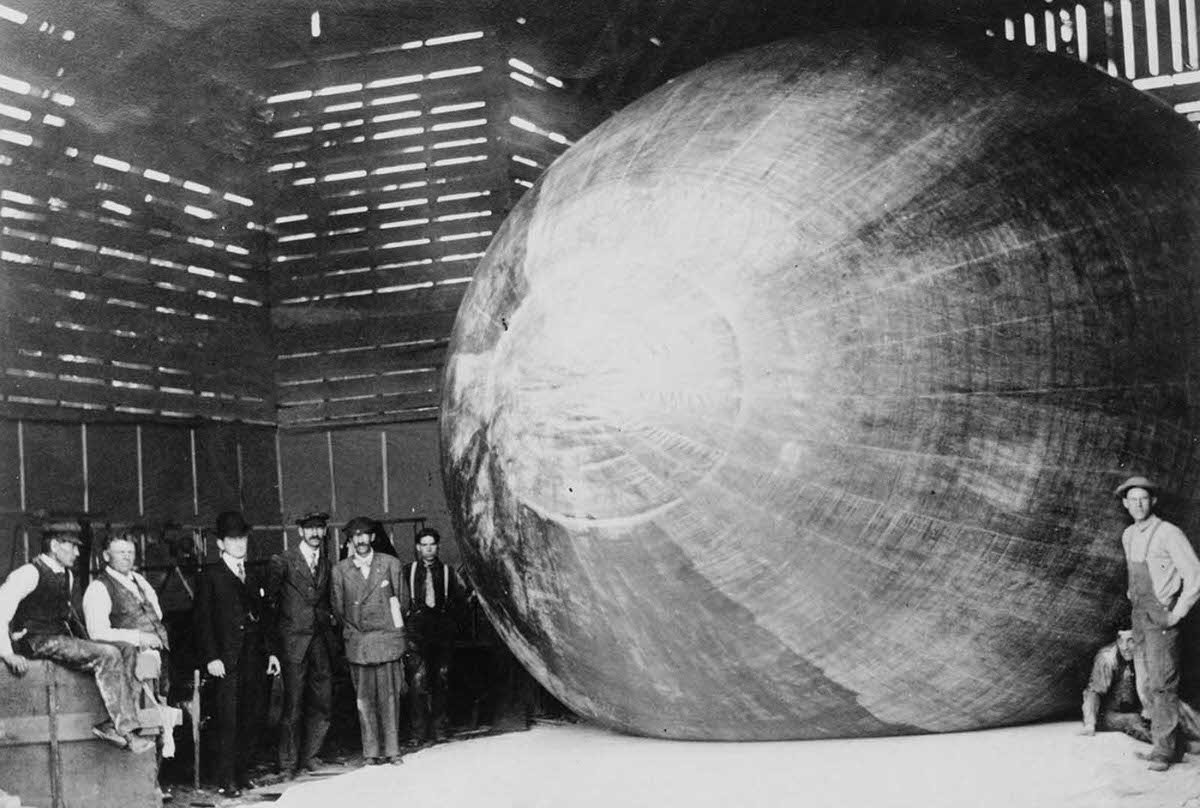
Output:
top-left (193, 509), bottom-right (465, 795)
top-left (1082, 475), bottom-right (1200, 772)
top-left (0, 509), bottom-right (464, 798)
top-left (5, 475), bottom-right (1200, 783)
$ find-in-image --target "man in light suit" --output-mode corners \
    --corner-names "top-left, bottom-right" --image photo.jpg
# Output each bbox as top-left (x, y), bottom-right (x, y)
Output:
top-left (194, 511), bottom-right (281, 797)
top-left (331, 516), bottom-right (408, 765)
top-left (268, 509), bottom-right (337, 778)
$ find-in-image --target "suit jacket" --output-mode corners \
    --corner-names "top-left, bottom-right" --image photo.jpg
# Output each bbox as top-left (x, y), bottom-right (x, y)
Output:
top-left (194, 558), bottom-right (276, 671)
top-left (331, 553), bottom-right (407, 666)
top-left (267, 546), bottom-right (335, 663)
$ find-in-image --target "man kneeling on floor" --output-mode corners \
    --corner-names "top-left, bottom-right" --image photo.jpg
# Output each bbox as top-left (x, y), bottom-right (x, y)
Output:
top-left (1081, 628), bottom-right (1200, 752)
top-left (0, 520), bottom-right (154, 753)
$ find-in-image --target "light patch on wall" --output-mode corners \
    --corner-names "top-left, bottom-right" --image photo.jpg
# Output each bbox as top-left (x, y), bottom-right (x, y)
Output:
top-left (184, 205), bottom-right (215, 219)
top-left (0, 4), bottom-right (28, 23)
top-left (101, 200), bottom-right (132, 216)
top-left (0, 74), bottom-right (31, 94)
top-left (268, 90), bottom-right (314, 104)
top-left (426, 31), bottom-right (483, 46)
top-left (0, 129), bottom-right (32, 146)
top-left (0, 101), bottom-right (30, 120)
top-left (367, 75), bottom-right (422, 90)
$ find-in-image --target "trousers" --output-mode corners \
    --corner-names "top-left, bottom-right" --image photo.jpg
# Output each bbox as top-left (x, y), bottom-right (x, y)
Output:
top-left (23, 633), bottom-right (142, 734)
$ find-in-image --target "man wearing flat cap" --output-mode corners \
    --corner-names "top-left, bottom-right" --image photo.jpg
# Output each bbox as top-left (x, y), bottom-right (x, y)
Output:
top-left (0, 520), bottom-right (153, 753)
top-left (331, 516), bottom-right (408, 765)
top-left (194, 511), bottom-right (281, 796)
top-left (1115, 475), bottom-right (1200, 771)
top-left (267, 509), bottom-right (337, 778)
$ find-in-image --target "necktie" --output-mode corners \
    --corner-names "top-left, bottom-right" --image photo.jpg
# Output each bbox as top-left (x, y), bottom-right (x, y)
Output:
top-left (236, 561), bottom-right (246, 582)
top-left (424, 564), bottom-right (436, 608)
top-left (308, 552), bottom-right (318, 576)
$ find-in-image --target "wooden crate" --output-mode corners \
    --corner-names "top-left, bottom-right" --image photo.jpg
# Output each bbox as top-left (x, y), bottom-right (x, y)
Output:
top-left (0, 661), bottom-right (160, 808)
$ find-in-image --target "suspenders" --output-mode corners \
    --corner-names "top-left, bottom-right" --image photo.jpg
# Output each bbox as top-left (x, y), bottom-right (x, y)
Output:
top-left (409, 562), bottom-right (449, 609)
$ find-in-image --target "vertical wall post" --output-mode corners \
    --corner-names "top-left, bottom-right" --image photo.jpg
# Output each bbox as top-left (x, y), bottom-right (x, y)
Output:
top-left (380, 430), bottom-right (389, 515)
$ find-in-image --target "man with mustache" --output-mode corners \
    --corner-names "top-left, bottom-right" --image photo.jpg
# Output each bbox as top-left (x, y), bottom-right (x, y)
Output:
top-left (331, 516), bottom-right (408, 765)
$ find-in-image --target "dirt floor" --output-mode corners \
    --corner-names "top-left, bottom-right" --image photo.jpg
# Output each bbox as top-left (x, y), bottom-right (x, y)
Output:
top-left (192, 720), bottom-right (1200, 808)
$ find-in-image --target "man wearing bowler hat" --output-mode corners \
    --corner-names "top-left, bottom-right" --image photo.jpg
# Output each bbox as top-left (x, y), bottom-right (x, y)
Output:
top-left (1115, 475), bottom-right (1200, 771)
top-left (0, 520), bottom-right (153, 752)
top-left (267, 509), bottom-right (337, 778)
top-left (195, 511), bottom-right (281, 796)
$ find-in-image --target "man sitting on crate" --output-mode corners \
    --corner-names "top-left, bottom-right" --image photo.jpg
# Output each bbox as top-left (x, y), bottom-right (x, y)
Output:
top-left (83, 530), bottom-right (180, 756)
top-left (0, 520), bottom-right (154, 753)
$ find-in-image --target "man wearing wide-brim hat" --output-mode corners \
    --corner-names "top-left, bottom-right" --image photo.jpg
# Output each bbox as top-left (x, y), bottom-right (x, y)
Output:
top-left (0, 520), bottom-right (154, 753)
top-left (1115, 475), bottom-right (1200, 771)
top-left (194, 511), bottom-right (281, 796)
top-left (266, 508), bottom-right (337, 778)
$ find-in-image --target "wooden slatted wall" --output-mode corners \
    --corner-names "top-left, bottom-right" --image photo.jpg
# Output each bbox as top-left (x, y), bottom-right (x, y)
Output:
top-left (0, 3), bottom-right (274, 424)
top-left (265, 18), bottom-right (601, 430)
top-left (994, 0), bottom-right (1200, 121)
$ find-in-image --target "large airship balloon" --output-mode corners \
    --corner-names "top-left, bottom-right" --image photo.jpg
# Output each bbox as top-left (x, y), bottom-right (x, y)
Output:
top-left (440, 28), bottom-right (1200, 740)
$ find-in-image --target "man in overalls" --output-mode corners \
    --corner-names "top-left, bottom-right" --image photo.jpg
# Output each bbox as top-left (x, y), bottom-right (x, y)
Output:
top-left (1117, 475), bottom-right (1200, 771)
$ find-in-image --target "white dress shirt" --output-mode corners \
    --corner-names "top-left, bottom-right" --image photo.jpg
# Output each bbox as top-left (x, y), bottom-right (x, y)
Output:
top-left (0, 554), bottom-right (69, 656)
top-left (82, 566), bottom-right (164, 645)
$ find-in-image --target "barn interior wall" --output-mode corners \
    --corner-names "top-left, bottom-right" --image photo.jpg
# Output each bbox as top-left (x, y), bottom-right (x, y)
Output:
top-left (0, 417), bottom-right (456, 582)
top-left (0, 417), bottom-right (281, 579)
top-left (277, 419), bottom-right (457, 564)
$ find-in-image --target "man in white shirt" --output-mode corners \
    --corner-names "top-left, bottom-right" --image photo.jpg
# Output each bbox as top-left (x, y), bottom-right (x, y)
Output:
top-left (1116, 475), bottom-right (1200, 771)
top-left (0, 521), bottom-right (152, 753)
top-left (83, 533), bottom-right (170, 696)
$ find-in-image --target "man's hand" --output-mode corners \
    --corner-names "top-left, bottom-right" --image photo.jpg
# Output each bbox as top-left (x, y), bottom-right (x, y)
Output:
top-left (2, 652), bottom-right (30, 676)
top-left (206, 659), bottom-right (226, 678)
top-left (140, 632), bottom-right (164, 649)
top-left (266, 655), bottom-right (281, 676)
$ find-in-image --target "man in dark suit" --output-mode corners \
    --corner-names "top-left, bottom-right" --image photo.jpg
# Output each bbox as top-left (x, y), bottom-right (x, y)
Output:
top-left (331, 517), bottom-right (408, 765)
top-left (267, 509), bottom-right (337, 778)
top-left (194, 511), bottom-right (281, 797)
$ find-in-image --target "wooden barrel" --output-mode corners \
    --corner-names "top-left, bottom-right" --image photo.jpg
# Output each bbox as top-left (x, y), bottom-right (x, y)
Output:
top-left (440, 29), bottom-right (1200, 739)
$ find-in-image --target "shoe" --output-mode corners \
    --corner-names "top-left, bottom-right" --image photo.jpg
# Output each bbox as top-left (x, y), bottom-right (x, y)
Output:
top-left (1135, 751), bottom-right (1172, 771)
top-left (91, 724), bottom-right (129, 749)
top-left (387, 755), bottom-right (404, 765)
top-left (217, 784), bottom-right (242, 798)
top-left (236, 776), bottom-right (258, 790)
top-left (300, 757), bottom-right (325, 772)
top-left (125, 734), bottom-right (155, 754)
